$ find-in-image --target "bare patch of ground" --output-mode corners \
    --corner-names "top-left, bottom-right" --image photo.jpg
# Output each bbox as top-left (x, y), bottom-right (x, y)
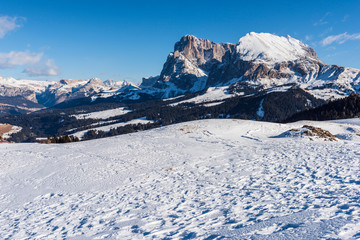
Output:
top-left (0, 124), bottom-right (13, 137)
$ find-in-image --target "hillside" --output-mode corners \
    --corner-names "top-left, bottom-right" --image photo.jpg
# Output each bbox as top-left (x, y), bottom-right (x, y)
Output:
top-left (0, 119), bottom-right (359, 239)
top-left (1, 87), bottom-right (326, 142)
top-left (286, 94), bottom-right (360, 122)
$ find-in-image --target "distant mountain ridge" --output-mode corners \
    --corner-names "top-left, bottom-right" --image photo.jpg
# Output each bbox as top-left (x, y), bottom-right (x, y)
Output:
top-left (0, 76), bottom-right (137, 115)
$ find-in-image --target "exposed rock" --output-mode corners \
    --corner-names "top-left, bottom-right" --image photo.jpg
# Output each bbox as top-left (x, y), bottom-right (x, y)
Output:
top-left (156, 35), bottom-right (236, 95)
top-left (141, 32), bottom-right (360, 100)
top-left (285, 125), bottom-right (340, 141)
top-left (301, 125), bottom-right (339, 141)
top-left (140, 76), bottom-right (159, 87)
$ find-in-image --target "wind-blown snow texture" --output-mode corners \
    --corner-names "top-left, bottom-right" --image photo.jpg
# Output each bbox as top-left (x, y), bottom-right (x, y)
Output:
top-left (0, 119), bottom-right (360, 239)
top-left (237, 32), bottom-right (314, 63)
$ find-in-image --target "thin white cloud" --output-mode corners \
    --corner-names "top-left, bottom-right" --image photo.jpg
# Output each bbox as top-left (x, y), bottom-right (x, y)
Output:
top-left (321, 32), bottom-right (360, 46)
top-left (319, 27), bottom-right (333, 37)
top-left (314, 12), bottom-right (331, 26)
top-left (23, 59), bottom-right (60, 76)
top-left (0, 16), bottom-right (59, 77)
top-left (305, 35), bottom-right (312, 41)
top-left (342, 14), bottom-right (349, 22)
top-left (0, 51), bottom-right (43, 68)
top-left (0, 16), bottom-right (24, 38)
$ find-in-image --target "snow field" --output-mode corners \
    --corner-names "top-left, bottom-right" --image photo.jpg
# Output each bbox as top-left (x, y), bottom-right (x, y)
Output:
top-left (0, 119), bottom-right (359, 239)
top-left (71, 117), bottom-right (153, 139)
top-left (70, 107), bottom-right (132, 120)
top-left (236, 32), bottom-right (313, 63)
top-left (169, 87), bottom-right (235, 106)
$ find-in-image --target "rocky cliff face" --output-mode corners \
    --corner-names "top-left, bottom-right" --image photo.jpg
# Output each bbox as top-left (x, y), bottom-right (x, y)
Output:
top-left (148, 35), bottom-right (235, 97)
top-left (142, 32), bottom-right (360, 100)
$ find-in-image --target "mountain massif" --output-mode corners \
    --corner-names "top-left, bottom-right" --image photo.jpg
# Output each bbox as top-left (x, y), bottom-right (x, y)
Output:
top-left (137, 32), bottom-right (360, 100)
top-left (1, 32), bottom-right (360, 141)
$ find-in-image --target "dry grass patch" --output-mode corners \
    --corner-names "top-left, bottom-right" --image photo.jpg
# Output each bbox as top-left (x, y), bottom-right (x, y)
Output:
top-left (301, 125), bottom-right (339, 141)
top-left (0, 124), bottom-right (13, 137)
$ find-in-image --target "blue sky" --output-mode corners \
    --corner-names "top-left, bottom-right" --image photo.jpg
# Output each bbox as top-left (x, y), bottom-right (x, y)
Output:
top-left (0, 0), bottom-right (359, 84)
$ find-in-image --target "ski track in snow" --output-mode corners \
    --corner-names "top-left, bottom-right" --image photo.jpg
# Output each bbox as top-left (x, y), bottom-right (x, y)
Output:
top-left (0, 119), bottom-right (360, 239)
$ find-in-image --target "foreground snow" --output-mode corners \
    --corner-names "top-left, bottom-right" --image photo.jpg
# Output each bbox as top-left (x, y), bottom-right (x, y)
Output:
top-left (0, 119), bottom-right (360, 239)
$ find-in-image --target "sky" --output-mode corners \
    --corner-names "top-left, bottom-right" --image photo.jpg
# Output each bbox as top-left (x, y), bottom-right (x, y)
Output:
top-left (0, 0), bottom-right (359, 84)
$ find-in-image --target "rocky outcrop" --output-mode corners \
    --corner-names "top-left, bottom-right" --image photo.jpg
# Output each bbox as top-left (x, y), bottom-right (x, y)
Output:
top-left (154, 35), bottom-right (235, 96)
top-left (142, 32), bottom-right (360, 100)
top-left (140, 76), bottom-right (159, 87)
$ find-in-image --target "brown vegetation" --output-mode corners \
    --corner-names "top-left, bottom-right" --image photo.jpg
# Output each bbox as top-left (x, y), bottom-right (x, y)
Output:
top-left (301, 125), bottom-right (339, 141)
top-left (0, 124), bottom-right (13, 136)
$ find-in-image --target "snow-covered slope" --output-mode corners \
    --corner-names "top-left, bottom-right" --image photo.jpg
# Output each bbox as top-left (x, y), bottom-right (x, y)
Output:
top-left (71, 107), bottom-right (132, 120)
top-left (168, 86), bottom-right (236, 106)
top-left (236, 32), bottom-right (319, 63)
top-left (1, 119), bottom-right (359, 239)
top-left (71, 117), bottom-right (153, 139)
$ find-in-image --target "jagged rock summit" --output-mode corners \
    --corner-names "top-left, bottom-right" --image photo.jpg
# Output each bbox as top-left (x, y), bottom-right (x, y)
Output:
top-left (143, 35), bottom-right (236, 97)
top-left (141, 32), bottom-right (360, 100)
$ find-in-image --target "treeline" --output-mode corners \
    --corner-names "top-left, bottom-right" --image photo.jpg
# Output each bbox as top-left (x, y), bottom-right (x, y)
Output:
top-left (50, 134), bottom-right (80, 143)
top-left (142, 87), bottom-right (324, 124)
top-left (260, 88), bottom-right (324, 121)
top-left (285, 94), bottom-right (360, 122)
top-left (83, 122), bottom-right (160, 140)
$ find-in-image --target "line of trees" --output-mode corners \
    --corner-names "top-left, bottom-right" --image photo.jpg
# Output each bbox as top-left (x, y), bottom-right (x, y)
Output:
top-left (50, 134), bottom-right (80, 143)
top-left (82, 123), bottom-right (160, 140)
top-left (285, 94), bottom-right (360, 122)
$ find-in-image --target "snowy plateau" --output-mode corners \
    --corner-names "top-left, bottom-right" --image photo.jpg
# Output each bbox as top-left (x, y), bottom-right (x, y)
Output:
top-left (1, 119), bottom-right (360, 239)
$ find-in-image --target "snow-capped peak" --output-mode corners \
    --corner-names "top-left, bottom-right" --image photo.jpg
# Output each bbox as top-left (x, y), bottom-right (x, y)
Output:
top-left (236, 32), bottom-right (317, 63)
